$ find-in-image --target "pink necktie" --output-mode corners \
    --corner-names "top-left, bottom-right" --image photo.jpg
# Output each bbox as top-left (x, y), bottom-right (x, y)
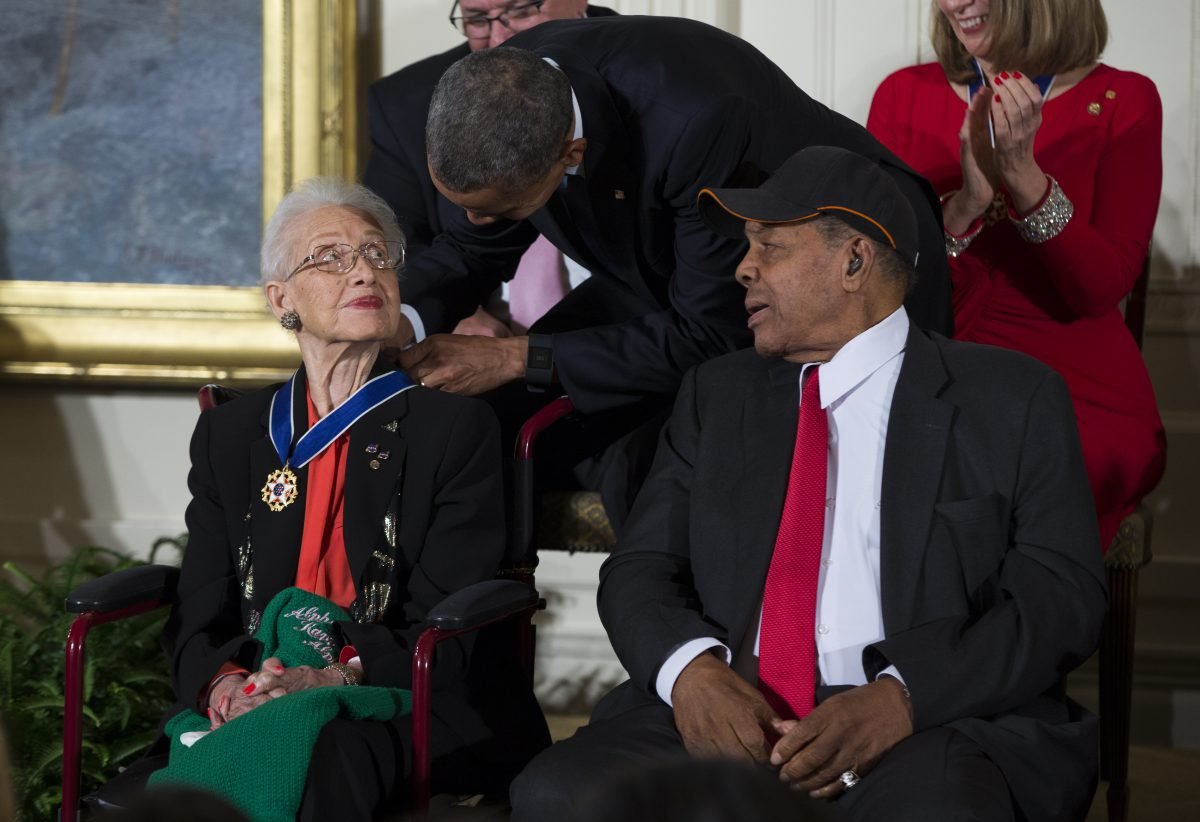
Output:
top-left (758, 366), bottom-right (828, 720)
top-left (508, 234), bottom-right (567, 332)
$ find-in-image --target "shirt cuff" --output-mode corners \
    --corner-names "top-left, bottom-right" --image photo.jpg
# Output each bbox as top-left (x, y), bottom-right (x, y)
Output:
top-left (399, 303), bottom-right (426, 346)
top-left (874, 665), bottom-right (906, 687)
top-left (655, 638), bottom-right (731, 707)
top-left (338, 646), bottom-right (362, 673)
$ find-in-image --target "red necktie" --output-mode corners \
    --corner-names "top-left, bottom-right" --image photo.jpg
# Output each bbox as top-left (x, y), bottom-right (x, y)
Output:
top-left (758, 365), bottom-right (827, 720)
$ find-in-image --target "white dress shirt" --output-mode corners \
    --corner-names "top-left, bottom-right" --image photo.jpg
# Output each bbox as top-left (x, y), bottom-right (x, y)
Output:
top-left (656, 307), bottom-right (910, 705)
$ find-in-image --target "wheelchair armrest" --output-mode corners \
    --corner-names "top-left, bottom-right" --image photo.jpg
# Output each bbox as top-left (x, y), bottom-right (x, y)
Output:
top-left (65, 564), bottom-right (180, 615)
top-left (425, 578), bottom-right (538, 631)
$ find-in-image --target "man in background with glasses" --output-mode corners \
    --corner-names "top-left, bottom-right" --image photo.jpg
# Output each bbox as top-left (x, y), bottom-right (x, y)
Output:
top-left (364, 1), bottom-right (615, 342)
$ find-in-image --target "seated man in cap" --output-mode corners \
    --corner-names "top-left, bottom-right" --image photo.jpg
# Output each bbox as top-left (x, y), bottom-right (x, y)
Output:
top-left (509, 146), bottom-right (1106, 822)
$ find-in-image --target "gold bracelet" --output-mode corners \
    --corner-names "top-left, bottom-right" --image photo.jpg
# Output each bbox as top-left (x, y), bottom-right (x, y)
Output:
top-left (326, 662), bottom-right (360, 686)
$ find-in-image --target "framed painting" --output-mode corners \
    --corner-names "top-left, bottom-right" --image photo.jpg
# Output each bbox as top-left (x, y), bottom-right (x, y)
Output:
top-left (0, 0), bottom-right (365, 386)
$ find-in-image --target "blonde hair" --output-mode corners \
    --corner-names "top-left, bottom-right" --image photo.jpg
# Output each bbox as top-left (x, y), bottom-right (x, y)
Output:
top-left (931, 0), bottom-right (1108, 83)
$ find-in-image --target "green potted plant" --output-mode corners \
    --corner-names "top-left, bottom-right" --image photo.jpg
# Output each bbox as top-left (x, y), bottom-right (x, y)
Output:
top-left (0, 538), bottom-right (183, 821)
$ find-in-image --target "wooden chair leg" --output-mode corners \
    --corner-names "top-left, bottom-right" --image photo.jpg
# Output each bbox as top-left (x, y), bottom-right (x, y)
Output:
top-left (1099, 563), bottom-right (1138, 822)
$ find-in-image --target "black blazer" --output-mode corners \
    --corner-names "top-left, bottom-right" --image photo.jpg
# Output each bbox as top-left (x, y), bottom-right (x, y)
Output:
top-left (382, 16), bottom-right (952, 415)
top-left (597, 327), bottom-right (1107, 821)
top-left (161, 368), bottom-right (547, 785)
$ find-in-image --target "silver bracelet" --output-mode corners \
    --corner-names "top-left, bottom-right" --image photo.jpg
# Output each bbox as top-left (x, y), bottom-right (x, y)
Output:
top-left (940, 190), bottom-right (985, 258)
top-left (1010, 176), bottom-right (1074, 244)
top-left (944, 223), bottom-right (983, 258)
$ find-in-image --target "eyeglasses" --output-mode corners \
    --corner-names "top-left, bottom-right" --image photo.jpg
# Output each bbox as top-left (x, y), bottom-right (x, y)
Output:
top-left (287, 240), bottom-right (406, 280)
top-left (449, 0), bottom-right (545, 38)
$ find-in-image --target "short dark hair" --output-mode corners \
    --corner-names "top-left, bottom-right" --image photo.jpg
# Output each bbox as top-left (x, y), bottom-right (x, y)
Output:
top-left (427, 47), bottom-right (573, 195)
top-left (814, 216), bottom-right (916, 295)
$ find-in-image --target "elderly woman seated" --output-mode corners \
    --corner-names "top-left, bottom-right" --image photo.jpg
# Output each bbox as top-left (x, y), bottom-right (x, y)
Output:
top-left (141, 178), bottom-right (547, 820)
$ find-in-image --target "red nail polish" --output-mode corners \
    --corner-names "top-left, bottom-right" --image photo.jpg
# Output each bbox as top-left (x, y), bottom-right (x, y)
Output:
top-left (1013, 71), bottom-right (1023, 79)
top-left (995, 94), bottom-right (1002, 103)
top-left (242, 683), bottom-right (255, 695)
top-left (272, 665), bottom-right (284, 674)
top-left (999, 71), bottom-right (1009, 79)
top-left (994, 76), bottom-right (1004, 85)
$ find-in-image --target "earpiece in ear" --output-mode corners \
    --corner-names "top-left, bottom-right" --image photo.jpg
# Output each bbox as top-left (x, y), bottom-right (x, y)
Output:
top-left (848, 256), bottom-right (863, 274)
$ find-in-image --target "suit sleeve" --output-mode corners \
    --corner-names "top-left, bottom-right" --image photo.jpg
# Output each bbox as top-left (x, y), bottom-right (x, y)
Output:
top-left (163, 411), bottom-right (262, 709)
top-left (598, 365), bottom-right (730, 693)
top-left (863, 369), bottom-right (1107, 731)
top-left (337, 399), bottom-right (507, 690)
top-left (552, 100), bottom-right (755, 414)
top-left (1020, 74), bottom-right (1161, 318)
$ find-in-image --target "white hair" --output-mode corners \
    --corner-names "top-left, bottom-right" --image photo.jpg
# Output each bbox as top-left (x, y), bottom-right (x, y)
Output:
top-left (260, 177), bottom-right (405, 284)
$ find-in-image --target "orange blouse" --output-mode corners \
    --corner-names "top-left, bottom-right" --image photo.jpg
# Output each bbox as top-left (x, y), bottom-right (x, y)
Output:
top-left (293, 389), bottom-right (356, 609)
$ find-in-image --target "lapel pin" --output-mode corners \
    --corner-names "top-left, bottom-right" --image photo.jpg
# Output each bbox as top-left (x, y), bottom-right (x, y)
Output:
top-left (613, 189), bottom-right (625, 200)
top-left (369, 459), bottom-right (382, 470)
top-left (377, 450), bottom-right (390, 461)
top-left (365, 443), bottom-right (379, 454)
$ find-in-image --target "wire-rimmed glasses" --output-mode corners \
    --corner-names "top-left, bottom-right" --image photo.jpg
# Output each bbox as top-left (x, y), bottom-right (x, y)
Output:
top-left (286, 240), bottom-right (406, 280)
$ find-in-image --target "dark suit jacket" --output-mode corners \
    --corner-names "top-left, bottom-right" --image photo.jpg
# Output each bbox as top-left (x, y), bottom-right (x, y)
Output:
top-left (597, 326), bottom-right (1107, 821)
top-left (161, 368), bottom-right (548, 789)
top-left (379, 16), bottom-right (952, 415)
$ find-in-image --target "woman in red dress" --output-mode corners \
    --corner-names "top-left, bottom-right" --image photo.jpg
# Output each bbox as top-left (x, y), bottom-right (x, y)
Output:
top-left (867, 0), bottom-right (1165, 549)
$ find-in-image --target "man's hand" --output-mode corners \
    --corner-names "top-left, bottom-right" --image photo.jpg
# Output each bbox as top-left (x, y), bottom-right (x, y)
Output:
top-left (398, 334), bottom-right (527, 395)
top-left (770, 677), bottom-right (913, 798)
top-left (671, 651), bottom-right (780, 764)
top-left (453, 306), bottom-right (514, 338)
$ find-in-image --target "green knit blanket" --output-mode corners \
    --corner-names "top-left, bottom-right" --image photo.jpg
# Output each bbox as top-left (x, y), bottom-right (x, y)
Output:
top-left (148, 587), bottom-right (412, 822)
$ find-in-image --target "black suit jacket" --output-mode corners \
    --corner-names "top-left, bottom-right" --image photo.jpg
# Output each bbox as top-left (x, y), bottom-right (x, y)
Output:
top-left (378, 16), bottom-right (952, 415)
top-left (161, 368), bottom-right (548, 786)
top-left (597, 326), bottom-right (1107, 821)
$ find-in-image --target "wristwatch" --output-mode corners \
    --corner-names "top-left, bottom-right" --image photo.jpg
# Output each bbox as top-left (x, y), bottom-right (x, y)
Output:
top-left (526, 333), bottom-right (555, 390)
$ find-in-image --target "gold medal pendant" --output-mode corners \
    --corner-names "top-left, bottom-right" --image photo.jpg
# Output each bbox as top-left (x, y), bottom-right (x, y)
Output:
top-left (261, 466), bottom-right (299, 512)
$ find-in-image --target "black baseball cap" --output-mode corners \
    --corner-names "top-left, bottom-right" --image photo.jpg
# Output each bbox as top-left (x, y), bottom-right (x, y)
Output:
top-left (698, 146), bottom-right (920, 267)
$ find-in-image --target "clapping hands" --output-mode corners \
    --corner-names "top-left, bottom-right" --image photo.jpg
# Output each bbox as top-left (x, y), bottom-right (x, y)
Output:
top-left (948, 70), bottom-right (1050, 231)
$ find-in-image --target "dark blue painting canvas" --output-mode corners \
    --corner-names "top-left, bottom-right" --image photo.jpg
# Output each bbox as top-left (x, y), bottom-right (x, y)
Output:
top-left (0, 0), bottom-right (261, 286)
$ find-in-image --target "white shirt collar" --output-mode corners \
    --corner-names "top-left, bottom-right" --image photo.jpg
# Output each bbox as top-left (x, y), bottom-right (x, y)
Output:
top-left (541, 56), bottom-right (583, 176)
top-left (806, 306), bottom-right (909, 409)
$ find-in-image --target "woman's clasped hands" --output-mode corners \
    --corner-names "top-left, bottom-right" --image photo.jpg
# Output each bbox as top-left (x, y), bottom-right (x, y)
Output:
top-left (206, 658), bottom-right (346, 730)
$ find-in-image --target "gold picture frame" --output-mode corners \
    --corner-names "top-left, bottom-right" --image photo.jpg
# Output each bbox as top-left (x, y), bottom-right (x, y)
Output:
top-left (0, 0), bottom-right (363, 387)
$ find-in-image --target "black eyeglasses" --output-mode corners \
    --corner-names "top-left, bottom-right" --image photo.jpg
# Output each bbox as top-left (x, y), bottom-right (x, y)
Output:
top-left (287, 240), bottom-right (406, 280)
top-left (449, 1), bottom-right (546, 39)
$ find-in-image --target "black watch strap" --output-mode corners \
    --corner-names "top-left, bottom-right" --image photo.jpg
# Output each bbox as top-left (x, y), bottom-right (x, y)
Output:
top-left (526, 333), bottom-right (555, 390)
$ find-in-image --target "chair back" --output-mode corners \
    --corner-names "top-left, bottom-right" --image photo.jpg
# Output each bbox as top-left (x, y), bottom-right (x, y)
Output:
top-left (1124, 256), bottom-right (1151, 350)
top-left (197, 384), bottom-right (243, 412)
